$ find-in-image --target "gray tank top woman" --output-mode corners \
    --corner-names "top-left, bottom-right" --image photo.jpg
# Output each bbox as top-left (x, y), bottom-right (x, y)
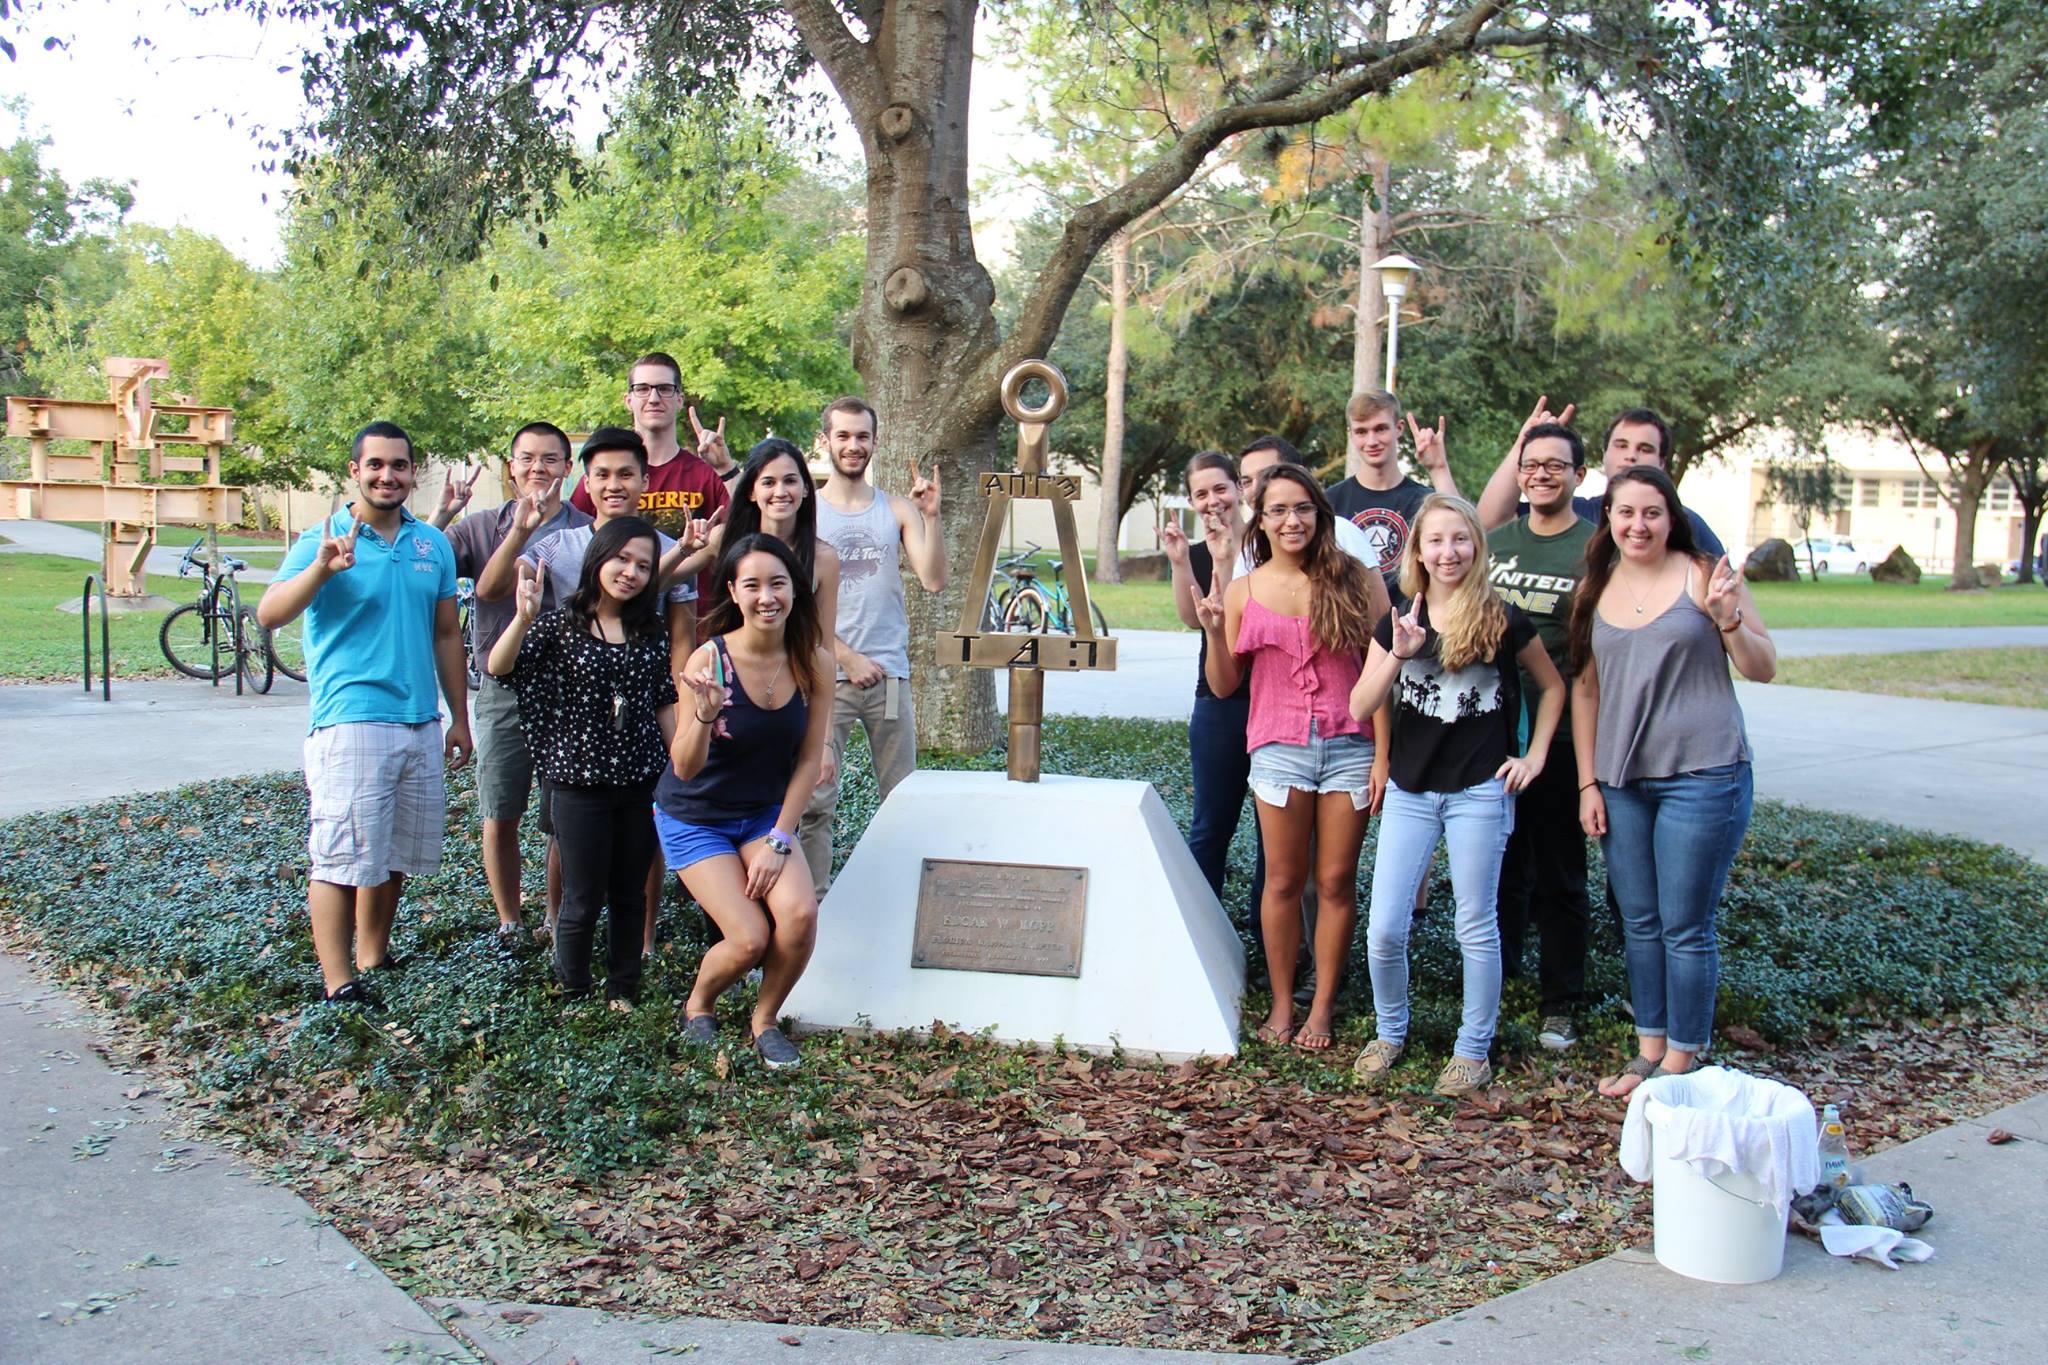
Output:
top-left (817, 492), bottom-right (910, 680)
top-left (1592, 589), bottom-right (1750, 787)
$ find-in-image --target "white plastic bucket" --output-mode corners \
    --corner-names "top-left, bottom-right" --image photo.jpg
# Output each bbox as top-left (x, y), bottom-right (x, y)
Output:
top-left (1649, 1116), bottom-right (1787, 1284)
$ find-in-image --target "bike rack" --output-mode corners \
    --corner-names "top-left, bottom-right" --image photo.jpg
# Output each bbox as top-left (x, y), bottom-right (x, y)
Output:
top-left (80, 573), bottom-right (111, 701)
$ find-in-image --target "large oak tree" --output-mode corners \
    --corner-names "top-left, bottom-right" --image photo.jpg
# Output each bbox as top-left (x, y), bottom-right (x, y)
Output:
top-left (3, 0), bottom-right (1855, 746)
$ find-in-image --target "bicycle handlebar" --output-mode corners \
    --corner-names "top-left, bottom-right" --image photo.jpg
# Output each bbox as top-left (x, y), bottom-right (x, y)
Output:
top-left (996, 543), bottom-right (1044, 569)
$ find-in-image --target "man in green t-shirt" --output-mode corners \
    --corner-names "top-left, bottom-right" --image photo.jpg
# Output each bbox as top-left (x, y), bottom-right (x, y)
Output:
top-left (1486, 422), bottom-right (1596, 1052)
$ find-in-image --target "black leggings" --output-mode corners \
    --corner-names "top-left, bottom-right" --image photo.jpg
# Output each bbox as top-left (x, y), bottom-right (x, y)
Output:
top-left (549, 780), bottom-right (656, 1000)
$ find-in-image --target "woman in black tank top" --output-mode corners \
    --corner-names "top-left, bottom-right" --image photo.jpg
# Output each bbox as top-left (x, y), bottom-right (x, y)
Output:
top-left (657, 534), bottom-right (834, 1070)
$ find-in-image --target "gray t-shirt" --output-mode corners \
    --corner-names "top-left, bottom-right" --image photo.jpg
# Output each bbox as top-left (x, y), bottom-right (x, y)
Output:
top-left (819, 489), bottom-right (910, 680)
top-left (446, 501), bottom-right (589, 656)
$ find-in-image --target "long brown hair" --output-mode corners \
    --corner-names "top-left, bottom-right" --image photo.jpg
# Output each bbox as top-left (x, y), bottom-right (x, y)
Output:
top-left (1567, 465), bottom-right (1709, 673)
top-left (701, 533), bottom-right (825, 700)
top-left (1399, 495), bottom-right (1508, 671)
top-left (1249, 465), bottom-right (1376, 655)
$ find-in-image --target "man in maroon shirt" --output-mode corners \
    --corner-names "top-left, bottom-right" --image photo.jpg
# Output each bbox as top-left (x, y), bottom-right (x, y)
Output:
top-left (572, 352), bottom-right (732, 558)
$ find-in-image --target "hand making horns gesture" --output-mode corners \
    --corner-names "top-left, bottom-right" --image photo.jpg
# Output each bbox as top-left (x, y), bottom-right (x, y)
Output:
top-left (1704, 554), bottom-right (1743, 628)
top-left (1193, 570), bottom-right (1227, 632)
top-left (1517, 395), bottom-right (1576, 443)
top-left (439, 462), bottom-right (482, 518)
top-left (1407, 412), bottom-right (1449, 473)
top-left (516, 478), bottom-right (563, 535)
top-left (908, 458), bottom-right (941, 518)
top-left (1159, 520), bottom-right (1190, 568)
top-left (1389, 597), bottom-right (1427, 660)
top-left (513, 558), bottom-right (545, 626)
top-left (687, 406), bottom-right (728, 463)
top-left (317, 511), bottom-right (362, 574)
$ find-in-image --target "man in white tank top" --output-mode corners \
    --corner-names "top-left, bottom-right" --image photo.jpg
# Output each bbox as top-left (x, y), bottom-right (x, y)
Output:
top-left (799, 396), bottom-right (947, 891)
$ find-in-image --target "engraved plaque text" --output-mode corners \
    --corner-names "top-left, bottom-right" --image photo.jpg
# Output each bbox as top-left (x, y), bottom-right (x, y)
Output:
top-left (911, 858), bottom-right (1088, 977)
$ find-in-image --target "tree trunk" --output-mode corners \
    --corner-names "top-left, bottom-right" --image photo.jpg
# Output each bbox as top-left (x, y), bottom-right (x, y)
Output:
top-left (1944, 444), bottom-right (1997, 590)
top-left (2019, 501), bottom-right (2042, 585)
top-left (1095, 229), bottom-right (1131, 584)
top-left (841, 0), bottom-right (1006, 754)
top-left (1349, 153), bottom-right (1392, 397)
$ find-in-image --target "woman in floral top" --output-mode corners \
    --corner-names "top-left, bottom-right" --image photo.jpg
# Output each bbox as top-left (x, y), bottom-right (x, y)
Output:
top-left (490, 516), bottom-right (677, 1007)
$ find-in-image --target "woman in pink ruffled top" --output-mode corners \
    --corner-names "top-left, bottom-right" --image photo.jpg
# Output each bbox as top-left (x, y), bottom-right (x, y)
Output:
top-left (1196, 465), bottom-right (1386, 1051)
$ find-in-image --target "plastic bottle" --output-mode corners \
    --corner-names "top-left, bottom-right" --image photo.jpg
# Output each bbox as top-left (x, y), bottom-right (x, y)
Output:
top-left (1818, 1104), bottom-right (1851, 1189)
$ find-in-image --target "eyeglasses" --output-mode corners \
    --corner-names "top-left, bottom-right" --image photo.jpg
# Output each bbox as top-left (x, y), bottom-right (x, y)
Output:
top-left (1519, 459), bottom-right (1574, 476)
top-left (509, 453), bottom-right (568, 469)
top-left (1260, 502), bottom-right (1317, 523)
top-left (628, 383), bottom-right (680, 398)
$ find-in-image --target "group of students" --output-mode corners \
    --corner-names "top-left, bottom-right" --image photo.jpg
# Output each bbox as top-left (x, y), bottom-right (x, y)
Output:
top-left (1160, 389), bottom-right (1773, 1100)
top-left (256, 354), bottom-right (947, 1072)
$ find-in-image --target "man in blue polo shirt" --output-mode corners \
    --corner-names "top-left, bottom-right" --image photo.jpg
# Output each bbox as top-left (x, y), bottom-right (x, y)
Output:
top-left (258, 421), bottom-right (471, 1004)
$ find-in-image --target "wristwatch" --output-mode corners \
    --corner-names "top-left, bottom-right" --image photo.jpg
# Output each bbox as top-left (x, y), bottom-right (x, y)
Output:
top-left (763, 829), bottom-right (795, 856)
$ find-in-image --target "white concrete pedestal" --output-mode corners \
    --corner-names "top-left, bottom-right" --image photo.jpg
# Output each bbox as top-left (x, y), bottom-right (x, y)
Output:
top-left (785, 770), bottom-right (1244, 1057)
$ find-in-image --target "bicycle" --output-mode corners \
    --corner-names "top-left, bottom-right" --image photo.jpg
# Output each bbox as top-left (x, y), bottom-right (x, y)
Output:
top-left (981, 543), bottom-right (1110, 635)
top-left (160, 540), bottom-right (272, 694)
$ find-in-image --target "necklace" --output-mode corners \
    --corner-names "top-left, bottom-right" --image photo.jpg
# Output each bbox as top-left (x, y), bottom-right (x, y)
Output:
top-left (1615, 559), bottom-right (1668, 614)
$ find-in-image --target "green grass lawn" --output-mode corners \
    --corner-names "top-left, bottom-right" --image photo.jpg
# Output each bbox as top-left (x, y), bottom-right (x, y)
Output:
top-left (1747, 577), bottom-right (2048, 627)
top-left (0, 553), bottom-right (191, 680)
top-left (57, 520), bottom-right (284, 550)
top-left (1776, 646), bottom-right (2048, 708)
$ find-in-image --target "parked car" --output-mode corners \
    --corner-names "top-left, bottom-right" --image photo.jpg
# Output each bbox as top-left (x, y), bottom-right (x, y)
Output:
top-left (1789, 537), bottom-right (1873, 577)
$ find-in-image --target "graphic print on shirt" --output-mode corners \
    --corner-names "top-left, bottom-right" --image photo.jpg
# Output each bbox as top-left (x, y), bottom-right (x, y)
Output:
top-left (835, 525), bottom-right (886, 584)
top-left (1487, 554), bottom-right (1578, 617)
top-left (1398, 651), bottom-right (1508, 726)
top-left (1351, 506), bottom-right (1412, 574)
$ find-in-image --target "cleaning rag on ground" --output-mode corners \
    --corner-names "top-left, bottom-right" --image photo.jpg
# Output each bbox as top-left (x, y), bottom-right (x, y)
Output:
top-left (1619, 1066), bottom-right (1820, 1222)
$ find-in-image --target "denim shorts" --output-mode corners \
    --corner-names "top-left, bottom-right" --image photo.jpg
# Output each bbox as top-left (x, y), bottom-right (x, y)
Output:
top-left (653, 804), bottom-right (781, 873)
top-left (1248, 726), bottom-right (1376, 811)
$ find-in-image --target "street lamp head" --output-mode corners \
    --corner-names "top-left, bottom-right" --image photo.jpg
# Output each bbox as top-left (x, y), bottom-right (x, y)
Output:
top-left (1371, 253), bottom-right (1419, 301)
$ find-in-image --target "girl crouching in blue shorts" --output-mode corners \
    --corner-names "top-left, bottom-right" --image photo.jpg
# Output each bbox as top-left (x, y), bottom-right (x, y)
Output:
top-left (658, 534), bottom-right (834, 1070)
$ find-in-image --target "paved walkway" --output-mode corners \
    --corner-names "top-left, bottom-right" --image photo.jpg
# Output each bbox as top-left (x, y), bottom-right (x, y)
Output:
top-left (0, 518), bottom-right (284, 583)
top-left (1335, 1093), bottom-right (2047, 1364)
top-left (0, 953), bottom-right (467, 1364)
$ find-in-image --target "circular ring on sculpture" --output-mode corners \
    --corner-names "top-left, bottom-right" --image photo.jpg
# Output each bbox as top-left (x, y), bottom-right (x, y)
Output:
top-left (1000, 360), bottom-right (1068, 424)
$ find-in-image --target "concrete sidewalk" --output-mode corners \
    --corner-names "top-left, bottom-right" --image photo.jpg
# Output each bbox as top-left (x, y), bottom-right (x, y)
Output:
top-left (0, 953), bottom-right (470, 1364)
top-left (0, 675), bottom-right (309, 820)
top-left (1337, 1093), bottom-right (2046, 1364)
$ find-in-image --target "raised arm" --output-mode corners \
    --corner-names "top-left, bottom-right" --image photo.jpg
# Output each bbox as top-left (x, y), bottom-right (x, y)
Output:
top-left (898, 462), bottom-right (947, 592)
top-left (487, 560), bottom-right (544, 678)
top-left (476, 483), bottom-right (557, 602)
top-left (256, 519), bottom-right (357, 629)
top-left (1700, 556), bottom-right (1776, 683)
top-left (1477, 397), bottom-right (1576, 530)
top-left (1199, 576), bottom-right (1249, 698)
top-left (1408, 413), bottom-right (1460, 497)
top-left (1350, 600), bottom-right (1419, 720)
top-left (1161, 523), bottom-right (1201, 629)
top-left (669, 643), bottom-right (725, 783)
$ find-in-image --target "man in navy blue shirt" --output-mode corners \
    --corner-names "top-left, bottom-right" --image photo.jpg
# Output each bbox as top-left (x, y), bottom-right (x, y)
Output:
top-left (1476, 401), bottom-right (1726, 557)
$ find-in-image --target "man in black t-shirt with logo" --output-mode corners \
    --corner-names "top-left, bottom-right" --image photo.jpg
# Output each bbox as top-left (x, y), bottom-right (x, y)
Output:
top-left (1323, 388), bottom-right (1462, 600)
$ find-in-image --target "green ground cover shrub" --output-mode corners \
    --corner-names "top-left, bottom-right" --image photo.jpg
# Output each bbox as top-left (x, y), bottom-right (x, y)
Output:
top-left (3, 718), bottom-right (2043, 1177)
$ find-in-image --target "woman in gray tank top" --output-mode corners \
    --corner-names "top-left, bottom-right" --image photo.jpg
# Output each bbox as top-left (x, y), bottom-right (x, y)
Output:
top-left (1565, 467), bottom-right (1777, 1099)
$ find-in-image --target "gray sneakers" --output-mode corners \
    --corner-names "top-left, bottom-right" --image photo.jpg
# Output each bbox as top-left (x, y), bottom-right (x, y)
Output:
top-left (1538, 1014), bottom-right (1580, 1051)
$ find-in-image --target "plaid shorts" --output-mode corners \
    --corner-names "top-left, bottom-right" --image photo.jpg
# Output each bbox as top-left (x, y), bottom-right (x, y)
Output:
top-left (304, 721), bottom-right (446, 886)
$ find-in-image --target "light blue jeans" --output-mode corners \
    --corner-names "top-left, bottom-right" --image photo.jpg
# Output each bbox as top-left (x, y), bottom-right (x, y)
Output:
top-left (1367, 777), bottom-right (1514, 1060)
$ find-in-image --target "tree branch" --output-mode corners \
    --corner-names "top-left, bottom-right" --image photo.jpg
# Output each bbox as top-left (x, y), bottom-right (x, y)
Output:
top-left (993, 1), bottom-right (1524, 400)
top-left (781, 0), bottom-right (885, 129)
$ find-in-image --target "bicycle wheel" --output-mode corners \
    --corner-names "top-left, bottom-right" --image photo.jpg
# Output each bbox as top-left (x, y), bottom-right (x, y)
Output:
top-left (237, 606), bottom-right (275, 694)
top-left (1003, 587), bottom-right (1052, 632)
top-left (159, 601), bottom-right (227, 679)
top-left (981, 584), bottom-right (1009, 632)
top-left (1088, 600), bottom-right (1110, 635)
top-left (266, 614), bottom-right (306, 681)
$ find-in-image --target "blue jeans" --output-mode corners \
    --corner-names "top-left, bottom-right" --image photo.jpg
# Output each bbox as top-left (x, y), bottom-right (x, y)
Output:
top-left (1186, 691), bottom-right (1268, 952)
top-left (1599, 762), bottom-right (1753, 1054)
top-left (1366, 778), bottom-right (1514, 1060)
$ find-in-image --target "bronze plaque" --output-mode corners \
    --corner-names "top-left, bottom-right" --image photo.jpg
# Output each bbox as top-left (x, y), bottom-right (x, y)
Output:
top-left (911, 858), bottom-right (1088, 977)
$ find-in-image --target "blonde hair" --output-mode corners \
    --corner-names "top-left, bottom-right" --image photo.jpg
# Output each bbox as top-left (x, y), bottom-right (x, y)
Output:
top-left (1345, 388), bottom-right (1402, 426)
top-left (1398, 494), bottom-right (1507, 672)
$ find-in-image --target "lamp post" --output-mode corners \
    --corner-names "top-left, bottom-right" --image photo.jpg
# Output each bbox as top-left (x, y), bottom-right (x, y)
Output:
top-left (1371, 253), bottom-right (1419, 392)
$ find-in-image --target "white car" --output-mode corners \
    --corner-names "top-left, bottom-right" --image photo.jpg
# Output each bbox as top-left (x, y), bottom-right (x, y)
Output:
top-left (1789, 537), bottom-right (1873, 577)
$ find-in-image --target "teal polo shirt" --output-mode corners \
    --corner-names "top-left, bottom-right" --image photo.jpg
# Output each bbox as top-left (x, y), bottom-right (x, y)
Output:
top-left (276, 507), bottom-right (459, 733)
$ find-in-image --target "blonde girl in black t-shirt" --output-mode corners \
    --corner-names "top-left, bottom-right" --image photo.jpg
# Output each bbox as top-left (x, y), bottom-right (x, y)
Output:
top-left (1347, 494), bottom-right (1564, 1098)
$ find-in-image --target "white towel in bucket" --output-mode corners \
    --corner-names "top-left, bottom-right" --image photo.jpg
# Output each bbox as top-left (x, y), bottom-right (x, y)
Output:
top-left (1619, 1066), bottom-right (1820, 1222)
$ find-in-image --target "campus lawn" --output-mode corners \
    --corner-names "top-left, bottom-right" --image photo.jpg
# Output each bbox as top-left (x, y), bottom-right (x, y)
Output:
top-left (0, 553), bottom-right (188, 680)
top-left (1776, 646), bottom-right (2048, 709)
top-left (57, 520), bottom-right (285, 550)
top-left (1746, 577), bottom-right (2048, 627)
top-left (4, 718), bottom-right (2045, 1354)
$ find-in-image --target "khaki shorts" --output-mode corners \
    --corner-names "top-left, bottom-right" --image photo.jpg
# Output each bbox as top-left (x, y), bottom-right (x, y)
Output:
top-left (304, 721), bottom-right (445, 887)
top-left (472, 676), bottom-right (536, 822)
